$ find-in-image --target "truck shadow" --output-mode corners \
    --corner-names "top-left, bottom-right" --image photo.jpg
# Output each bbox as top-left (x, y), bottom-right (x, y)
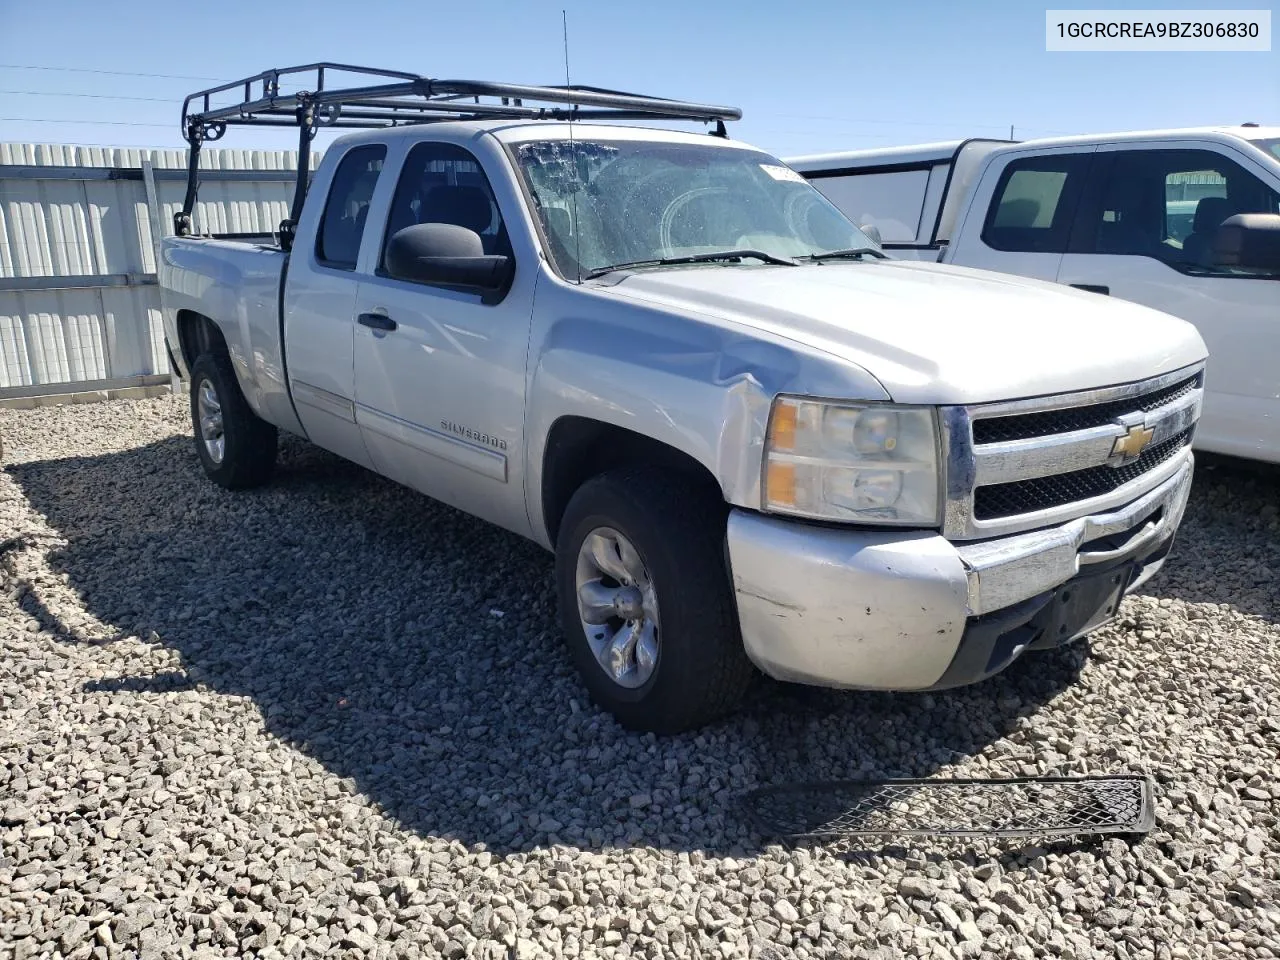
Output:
top-left (8, 433), bottom-right (1235, 857)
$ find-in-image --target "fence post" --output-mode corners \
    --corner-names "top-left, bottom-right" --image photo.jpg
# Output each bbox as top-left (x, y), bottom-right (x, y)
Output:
top-left (141, 158), bottom-right (181, 395)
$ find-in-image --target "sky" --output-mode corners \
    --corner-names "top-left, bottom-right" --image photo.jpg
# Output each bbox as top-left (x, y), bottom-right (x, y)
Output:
top-left (0, 0), bottom-right (1275, 160)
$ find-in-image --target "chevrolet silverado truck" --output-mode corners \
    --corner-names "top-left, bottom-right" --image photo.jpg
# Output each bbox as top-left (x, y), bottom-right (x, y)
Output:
top-left (160, 65), bottom-right (1207, 733)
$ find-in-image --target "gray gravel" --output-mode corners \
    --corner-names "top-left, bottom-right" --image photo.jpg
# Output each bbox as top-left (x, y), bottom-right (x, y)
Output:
top-left (1, 395), bottom-right (1277, 960)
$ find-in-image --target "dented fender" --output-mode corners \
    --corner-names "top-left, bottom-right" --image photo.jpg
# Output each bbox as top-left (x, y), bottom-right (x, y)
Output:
top-left (523, 277), bottom-right (890, 547)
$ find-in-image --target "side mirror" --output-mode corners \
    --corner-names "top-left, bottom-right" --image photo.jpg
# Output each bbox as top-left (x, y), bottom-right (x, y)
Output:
top-left (1212, 213), bottom-right (1280, 271)
top-left (860, 223), bottom-right (883, 246)
top-left (385, 222), bottom-right (513, 293)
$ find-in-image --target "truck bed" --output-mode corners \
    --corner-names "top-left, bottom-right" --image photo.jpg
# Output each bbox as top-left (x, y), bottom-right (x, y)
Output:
top-left (159, 236), bottom-right (300, 433)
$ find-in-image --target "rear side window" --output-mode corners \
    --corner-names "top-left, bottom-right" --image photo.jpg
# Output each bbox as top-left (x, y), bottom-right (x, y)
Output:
top-left (981, 154), bottom-right (1090, 253)
top-left (808, 168), bottom-right (931, 243)
top-left (316, 145), bottom-right (387, 270)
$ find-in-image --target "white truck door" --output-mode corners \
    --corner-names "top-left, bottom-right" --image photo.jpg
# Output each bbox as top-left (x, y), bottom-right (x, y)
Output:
top-left (351, 139), bottom-right (536, 537)
top-left (1055, 142), bottom-right (1280, 463)
top-left (947, 147), bottom-right (1096, 281)
top-left (282, 142), bottom-right (387, 470)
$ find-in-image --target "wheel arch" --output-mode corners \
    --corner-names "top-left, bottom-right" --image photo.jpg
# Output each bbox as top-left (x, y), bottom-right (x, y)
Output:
top-left (540, 416), bottom-right (724, 548)
top-left (176, 309), bottom-right (230, 371)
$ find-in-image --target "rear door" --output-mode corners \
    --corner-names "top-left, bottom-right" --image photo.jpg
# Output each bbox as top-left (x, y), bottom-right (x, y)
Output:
top-left (1056, 143), bottom-right (1280, 461)
top-left (948, 148), bottom-right (1095, 281)
top-left (283, 142), bottom-right (387, 469)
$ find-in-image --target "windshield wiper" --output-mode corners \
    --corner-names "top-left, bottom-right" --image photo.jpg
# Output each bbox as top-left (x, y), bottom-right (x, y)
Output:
top-left (585, 249), bottom-right (798, 280)
top-left (804, 247), bottom-right (887, 262)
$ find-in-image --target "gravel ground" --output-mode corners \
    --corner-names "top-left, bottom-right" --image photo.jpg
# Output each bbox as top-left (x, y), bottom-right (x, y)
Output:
top-left (1, 395), bottom-right (1277, 960)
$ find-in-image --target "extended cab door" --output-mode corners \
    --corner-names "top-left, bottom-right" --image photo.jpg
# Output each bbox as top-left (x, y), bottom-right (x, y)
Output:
top-left (350, 138), bottom-right (536, 537)
top-left (1056, 143), bottom-right (1280, 461)
top-left (948, 147), bottom-right (1096, 281)
top-left (282, 143), bottom-right (387, 470)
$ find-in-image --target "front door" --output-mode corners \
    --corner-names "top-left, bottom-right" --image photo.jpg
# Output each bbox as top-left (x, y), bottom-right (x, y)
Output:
top-left (352, 139), bottom-right (536, 536)
top-left (1056, 144), bottom-right (1280, 461)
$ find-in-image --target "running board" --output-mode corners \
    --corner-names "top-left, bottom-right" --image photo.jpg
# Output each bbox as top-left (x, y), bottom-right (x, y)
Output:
top-left (742, 775), bottom-right (1155, 840)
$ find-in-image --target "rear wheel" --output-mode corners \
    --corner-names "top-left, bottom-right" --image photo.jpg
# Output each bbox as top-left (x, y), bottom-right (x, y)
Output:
top-left (555, 465), bottom-right (754, 733)
top-left (189, 353), bottom-right (277, 489)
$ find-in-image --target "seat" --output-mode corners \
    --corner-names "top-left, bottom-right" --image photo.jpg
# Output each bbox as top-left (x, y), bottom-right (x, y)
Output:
top-left (1181, 196), bottom-right (1237, 267)
top-left (421, 185), bottom-right (496, 250)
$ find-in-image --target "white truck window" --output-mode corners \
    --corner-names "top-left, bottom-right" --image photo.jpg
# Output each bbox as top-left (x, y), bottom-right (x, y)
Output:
top-left (1075, 149), bottom-right (1280, 275)
top-left (315, 145), bottom-right (386, 270)
top-left (981, 154), bottom-right (1090, 254)
top-left (806, 169), bottom-right (930, 243)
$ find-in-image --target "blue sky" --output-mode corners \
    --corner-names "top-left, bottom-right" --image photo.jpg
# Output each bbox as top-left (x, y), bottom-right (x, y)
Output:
top-left (0, 0), bottom-right (1275, 158)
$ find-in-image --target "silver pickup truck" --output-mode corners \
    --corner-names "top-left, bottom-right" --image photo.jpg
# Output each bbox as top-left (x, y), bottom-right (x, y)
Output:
top-left (160, 65), bottom-right (1207, 732)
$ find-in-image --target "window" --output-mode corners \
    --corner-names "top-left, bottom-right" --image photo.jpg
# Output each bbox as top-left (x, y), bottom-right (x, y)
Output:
top-left (512, 139), bottom-right (869, 280)
top-left (1249, 137), bottom-right (1280, 163)
top-left (809, 168), bottom-right (931, 243)
top-left (381, 141), bottom-right (511, 272)
top-left (1074, 148), bottom-right (1280, 275)
top-left (316, 145), bottom-right (386, 269)
top-left (981, 154), bottom-right (1090, 253)
top-left (1164, 169), bottom-right (1226, 244)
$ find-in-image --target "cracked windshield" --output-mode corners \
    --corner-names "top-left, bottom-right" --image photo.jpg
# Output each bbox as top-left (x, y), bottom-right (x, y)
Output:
top-left (514, 139), bottom-right (876, 278)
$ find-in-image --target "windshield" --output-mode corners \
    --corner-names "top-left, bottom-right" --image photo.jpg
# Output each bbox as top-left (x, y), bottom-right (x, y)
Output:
top-left (512, 139), bottom-right (878, 279)
top-left (1250, 137), bottom-right (1280, 162)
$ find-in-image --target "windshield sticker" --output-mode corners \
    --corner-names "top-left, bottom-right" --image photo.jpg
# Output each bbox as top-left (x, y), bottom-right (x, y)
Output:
top-left (759, 163), bottom-right (807, 184)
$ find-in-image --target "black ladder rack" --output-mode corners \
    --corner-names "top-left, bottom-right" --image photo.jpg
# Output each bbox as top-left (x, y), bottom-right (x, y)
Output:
top-left (175, 62), bottom-right (742, 243)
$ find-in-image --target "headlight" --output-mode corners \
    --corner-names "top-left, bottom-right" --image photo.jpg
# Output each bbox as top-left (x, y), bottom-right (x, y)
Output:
top-left (763, 397), bottom-right (941, 525)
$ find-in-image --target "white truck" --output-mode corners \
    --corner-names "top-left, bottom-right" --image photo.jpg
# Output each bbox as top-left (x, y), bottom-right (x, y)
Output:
top-left (160, 65), bottom-right (1207, 733)
top-left (786, 126), bottom-right (1280, 463)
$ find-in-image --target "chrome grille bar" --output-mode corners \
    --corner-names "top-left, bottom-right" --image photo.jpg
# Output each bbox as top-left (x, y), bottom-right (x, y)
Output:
top-left (942, 363), bottom-right (1204, 541)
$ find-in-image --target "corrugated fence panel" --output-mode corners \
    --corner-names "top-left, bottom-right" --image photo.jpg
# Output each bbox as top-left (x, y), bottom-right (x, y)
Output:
top-left (1, 288), bottom-right (110, 385)
top-left (0, 142), bottom-right (320, 394)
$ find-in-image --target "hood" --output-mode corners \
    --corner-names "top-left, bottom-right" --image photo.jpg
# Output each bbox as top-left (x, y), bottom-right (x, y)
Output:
top-left (595, 259), bottom-right (1207, 405)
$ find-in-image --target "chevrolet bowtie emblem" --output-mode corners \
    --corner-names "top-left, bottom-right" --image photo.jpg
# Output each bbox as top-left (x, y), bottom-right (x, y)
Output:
top-left (1112, 423), bottom-right (1155, 461)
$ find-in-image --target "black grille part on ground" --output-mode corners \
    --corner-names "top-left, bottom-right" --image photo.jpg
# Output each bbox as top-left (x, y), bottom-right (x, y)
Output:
top-left (974, 428), bottom-right (1193, 520)
top-left (742, 776), bottom-right (1156, 840)
top-left (972, 375), bottom-right (1201, 445)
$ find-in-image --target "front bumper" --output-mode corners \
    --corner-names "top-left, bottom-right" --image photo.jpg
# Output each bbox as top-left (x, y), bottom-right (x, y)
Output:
top-left (726, 458), bottom-right (1193, 690)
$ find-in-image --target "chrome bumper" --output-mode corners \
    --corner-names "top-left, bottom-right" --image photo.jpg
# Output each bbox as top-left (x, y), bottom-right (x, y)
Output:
top-left (726, 456), bottom-right (1192, 691)
top-left (956, 458), bottom-right (1193, 615)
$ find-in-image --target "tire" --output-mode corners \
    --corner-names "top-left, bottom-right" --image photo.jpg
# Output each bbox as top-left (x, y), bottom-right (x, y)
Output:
top-left (189, 352), bottom-right (278, 490)
top-left (555, 465), bottom-right (754, 733)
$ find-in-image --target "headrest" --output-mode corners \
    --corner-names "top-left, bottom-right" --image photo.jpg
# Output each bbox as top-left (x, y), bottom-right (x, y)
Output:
top-left (1193, 196), bottom-right (1236, 234)
top-left (421, 185), bottom-right (493, 235)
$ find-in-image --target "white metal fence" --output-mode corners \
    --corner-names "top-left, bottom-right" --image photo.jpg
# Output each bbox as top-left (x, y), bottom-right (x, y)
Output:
top-left (0, 142), bottom-right (317, 400)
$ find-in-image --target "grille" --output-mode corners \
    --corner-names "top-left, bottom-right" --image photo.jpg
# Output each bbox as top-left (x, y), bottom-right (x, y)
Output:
top-left (974, 427), bottom-right (1193, 521)
top-left (972, 374), bottom-right (1201, 445)
top-left (741, 776), bottom-right (1154, 840)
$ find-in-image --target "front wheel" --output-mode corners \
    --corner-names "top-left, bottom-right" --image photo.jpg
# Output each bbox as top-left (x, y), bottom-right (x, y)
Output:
top-left (555, 466), bottom-right (754, 733)
top-left (189, 353), bottom-right (277, 490)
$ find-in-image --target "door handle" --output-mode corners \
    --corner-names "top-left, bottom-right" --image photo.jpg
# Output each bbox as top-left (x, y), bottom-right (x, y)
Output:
top-left (1069, 284), bottom-right (1110, 295)
top-left (357, 312), bottom-right (397, 332)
